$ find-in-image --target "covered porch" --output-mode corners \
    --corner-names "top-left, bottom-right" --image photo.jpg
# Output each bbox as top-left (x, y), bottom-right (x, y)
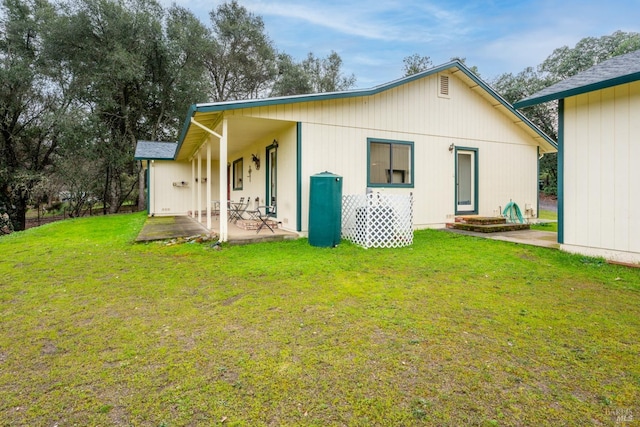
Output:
top-left (140, 105), bottom-right (301, 242)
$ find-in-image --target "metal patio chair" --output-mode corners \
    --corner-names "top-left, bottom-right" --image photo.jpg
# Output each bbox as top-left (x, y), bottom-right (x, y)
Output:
top-left (247, 205), bottom-right (276, 233)
top-left (229, 197), bottom-right (249, 223)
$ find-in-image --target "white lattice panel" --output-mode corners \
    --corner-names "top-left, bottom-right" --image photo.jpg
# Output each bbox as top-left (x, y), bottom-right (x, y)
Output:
top-left (342, 193), bottom-right (413, 248)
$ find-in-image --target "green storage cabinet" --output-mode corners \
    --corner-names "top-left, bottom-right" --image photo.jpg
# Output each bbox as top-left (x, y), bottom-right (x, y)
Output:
top-left (308, 172), bottom-right (343, 247)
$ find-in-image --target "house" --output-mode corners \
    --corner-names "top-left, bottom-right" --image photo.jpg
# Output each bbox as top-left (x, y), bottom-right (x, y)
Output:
top-left (515, 49), bottom-right (640, 264)
top-left (135, 60), bottom-right (556, 242)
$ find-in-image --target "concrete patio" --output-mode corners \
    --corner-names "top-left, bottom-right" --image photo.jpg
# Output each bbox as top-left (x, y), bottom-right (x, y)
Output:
top-left (135, 215), bottom-right (558, 250)
top-left (135, 215), bottom-right (299, 245)
top-left (443, 227), bottom-right (559, 249)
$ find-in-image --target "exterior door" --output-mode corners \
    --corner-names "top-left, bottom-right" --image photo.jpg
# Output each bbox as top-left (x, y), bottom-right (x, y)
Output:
top-left (456, 148), bottom-right (477, 214)
top-left (266, 143), bottom-right (277, 212)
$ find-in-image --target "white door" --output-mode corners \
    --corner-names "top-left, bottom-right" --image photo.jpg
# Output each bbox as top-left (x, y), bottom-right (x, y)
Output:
top-left (456, 149), bottom-right (477, 213)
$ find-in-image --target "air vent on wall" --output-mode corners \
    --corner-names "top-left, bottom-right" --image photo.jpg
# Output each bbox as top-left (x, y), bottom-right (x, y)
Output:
top-left (438, 74), bottom-right (450, 98)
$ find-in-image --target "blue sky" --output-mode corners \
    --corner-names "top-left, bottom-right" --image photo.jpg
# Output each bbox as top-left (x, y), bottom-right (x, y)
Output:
top-left (165, 0), bottom-right (640, 88)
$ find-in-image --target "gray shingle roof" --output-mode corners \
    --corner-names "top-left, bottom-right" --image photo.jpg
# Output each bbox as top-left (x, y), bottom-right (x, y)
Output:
top-left (134, 140), bottom-right (178, 160)
top-left (514, 49), bottom-right (640, 108)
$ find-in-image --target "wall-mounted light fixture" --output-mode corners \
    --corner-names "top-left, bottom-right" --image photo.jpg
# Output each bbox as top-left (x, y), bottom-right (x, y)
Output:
top-left (272, 139), bottom-right (279, 149)
top-left (251, 153), bottom-right (260, 170)
top-left (449, 143), bottom-right (455, 152)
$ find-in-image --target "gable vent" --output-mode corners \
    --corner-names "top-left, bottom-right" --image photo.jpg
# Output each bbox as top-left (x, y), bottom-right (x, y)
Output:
top-left (439, 75), bottom-right (450, 97)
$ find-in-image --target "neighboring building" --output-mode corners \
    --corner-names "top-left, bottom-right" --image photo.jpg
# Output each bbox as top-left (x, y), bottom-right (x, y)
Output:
top-left (515, 49), bottom-right (640, 264)
top-left (135, 60), bottom-right (556, 241)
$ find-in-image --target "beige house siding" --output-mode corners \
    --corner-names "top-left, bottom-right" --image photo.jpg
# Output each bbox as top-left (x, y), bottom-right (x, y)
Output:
top-left (225, 71), bottom-right (540, 230)
top-left (225, 124), bottom-right (299, 229)
top-left (148, 161), bottom-right (200, 216)
top-left (154, 124), bottom-right (300, 229)
top-left (562, 81), bottom-right (640, 262)
top-left (144, 65), bottom-right (551, 238)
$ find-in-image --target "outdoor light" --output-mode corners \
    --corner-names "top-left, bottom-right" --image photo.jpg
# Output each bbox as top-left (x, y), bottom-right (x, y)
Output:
top-left (273, 139), bottom-right (279, 148)
top-left (449, 143), bottom-right (455, 152)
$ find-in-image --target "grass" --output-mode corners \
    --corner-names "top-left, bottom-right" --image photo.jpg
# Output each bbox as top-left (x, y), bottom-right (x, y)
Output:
top-left (1, 213), bottom-right (639, 426)
top-left (530, 209), bottom-right (558, 233)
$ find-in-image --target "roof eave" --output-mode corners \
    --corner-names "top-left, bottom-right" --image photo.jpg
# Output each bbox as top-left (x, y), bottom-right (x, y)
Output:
top-left (134, 156), bottom-right (174, 161)
top-left (449, 65), bottom-right (558, 150)
top-left (175, 59), bottom-right (557, 154)
top-left (189, 61), bottom-right (464, 115)
top-left (174, 62), bottom-right (467, 155)
top-left (514, 71), bottom-right (640, 109)
top-left (175, 104), bottom-right (200, 160)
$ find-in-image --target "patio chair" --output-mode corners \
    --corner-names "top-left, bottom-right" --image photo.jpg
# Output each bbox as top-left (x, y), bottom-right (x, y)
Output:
top-left (228, 197), bottom-right (242, 222)
top-left (211, 200), bottom-right (220, 217)
top-left (229, 197), bottom-right (250, 223)
top-left (247, 205), bottom-right (276, 233)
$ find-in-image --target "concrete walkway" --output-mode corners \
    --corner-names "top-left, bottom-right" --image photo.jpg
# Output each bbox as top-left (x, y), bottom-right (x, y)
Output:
top-left (443, 227), bottom-right (559, 249)
top-left (135, 216), bottom-right (210, 242)
top-left (136, 216), bottom-right (557, 249)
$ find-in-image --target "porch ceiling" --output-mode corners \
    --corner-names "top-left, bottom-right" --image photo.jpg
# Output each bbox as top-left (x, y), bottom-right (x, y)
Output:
top-left (175, 112), bottom-right (292, 162)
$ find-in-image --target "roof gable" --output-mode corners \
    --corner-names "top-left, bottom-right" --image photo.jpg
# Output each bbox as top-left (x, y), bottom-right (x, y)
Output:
top-left (514, 49), bottom-right (640, 108)
top-left (176, 60), bottom-right (557, 157)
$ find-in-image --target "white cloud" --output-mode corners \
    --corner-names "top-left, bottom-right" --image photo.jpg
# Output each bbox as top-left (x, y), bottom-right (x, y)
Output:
top-left (154, 0), bottom-right (640, 87)
top-left (243, 0), bottom-right (471, 43)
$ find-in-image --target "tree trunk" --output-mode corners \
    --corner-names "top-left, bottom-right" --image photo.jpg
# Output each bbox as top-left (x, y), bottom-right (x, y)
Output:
top-left (109, 178), bottom-right (120, 214)
top-left (102, 165), bottom-right (110, 216)
top-left (12, 196), bottom-right (28, 232)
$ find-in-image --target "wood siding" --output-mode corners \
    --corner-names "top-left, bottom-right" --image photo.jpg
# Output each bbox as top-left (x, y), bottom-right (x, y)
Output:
top-left (226, 72), bottom-right (540, 231)
top-left (563, 81), bottom-right (640, 261)
top-left (149, 161), bottom-right (202, 216)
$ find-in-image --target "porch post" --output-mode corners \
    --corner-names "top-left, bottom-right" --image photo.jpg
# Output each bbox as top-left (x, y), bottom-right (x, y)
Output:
top-left (206, 138), bottom-right (212, 230)
top-left (197, 150), bottom-right (202, 222)
top-left (191, 159), bottom-right (195, 217)
top-left (219, 118), bottom-right (228, 241)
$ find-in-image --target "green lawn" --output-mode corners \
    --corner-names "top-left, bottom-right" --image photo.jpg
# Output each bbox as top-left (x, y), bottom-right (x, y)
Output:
top-left (1, 213), bottom-right (639, 426)
top-left (530, 209), bottom-right (558, 233)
